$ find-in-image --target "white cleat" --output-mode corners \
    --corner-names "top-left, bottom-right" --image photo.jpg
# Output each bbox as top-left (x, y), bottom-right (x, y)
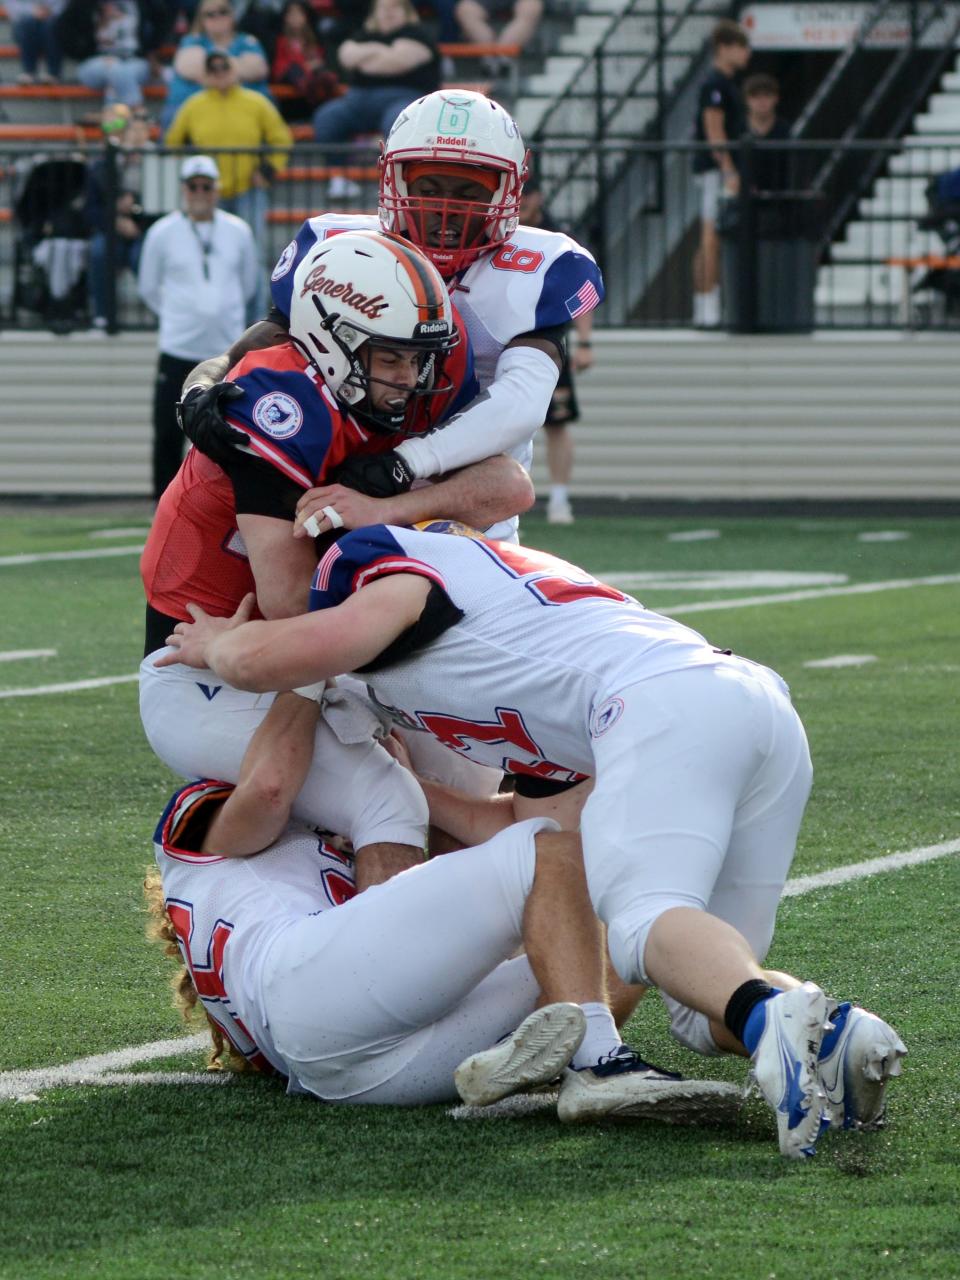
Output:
top-left (750, 982), bottom-right (829, 1159)
top-left (557, 1047), bottom-right (742, 1125)
top-left (818, 1002), bottom-right (907, 1130)
top-left (454, 1003), bottom-right (586, 1107)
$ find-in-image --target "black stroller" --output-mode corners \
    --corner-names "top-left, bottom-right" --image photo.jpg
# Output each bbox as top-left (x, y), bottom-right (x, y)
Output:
top-left (12, 155), bottom-right (90, 333)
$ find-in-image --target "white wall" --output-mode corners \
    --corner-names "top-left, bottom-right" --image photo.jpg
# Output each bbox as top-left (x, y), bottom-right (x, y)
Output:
top-left (2, 329), bottom-right (959, 498)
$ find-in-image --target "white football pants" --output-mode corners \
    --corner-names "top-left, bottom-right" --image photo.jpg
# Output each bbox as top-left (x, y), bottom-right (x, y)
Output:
top-left (259, 819), bottom-right (550, 1103)
top-left (581, 656), bottom-right (813, 992)
top-left (139, 652), bottom-right (428, 851)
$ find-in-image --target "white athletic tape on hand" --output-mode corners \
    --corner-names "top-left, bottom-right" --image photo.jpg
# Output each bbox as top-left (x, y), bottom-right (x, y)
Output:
top-left (302, 514), bottom-right (322, 538)
top-left (322, 505), bottom-right (344, 530)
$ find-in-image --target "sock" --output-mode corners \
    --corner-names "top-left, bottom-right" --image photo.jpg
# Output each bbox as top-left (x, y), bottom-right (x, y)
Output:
top-left (724, 979), bottom-right (779, 1055)
top-left (702, 288), bottom-right (721, 326)
top-left (549, 485), bottom-right (568, 505)
top-left (571, 1002), bottom-right (622, 1070)
top-left (693, 291), bottom-right (705, 324)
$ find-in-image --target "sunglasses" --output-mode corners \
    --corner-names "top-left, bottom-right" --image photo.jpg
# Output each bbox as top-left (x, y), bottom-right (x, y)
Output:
top-left (185, 180), bottom-right (216, 191)
top-left (208, 61), bottom-right (230, 72)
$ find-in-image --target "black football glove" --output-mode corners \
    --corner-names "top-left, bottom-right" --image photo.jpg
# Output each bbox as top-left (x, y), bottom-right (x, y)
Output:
top-left (334, 451), bottom-right (415, 499)
top-left (176, 382), bottom-right (248, 468)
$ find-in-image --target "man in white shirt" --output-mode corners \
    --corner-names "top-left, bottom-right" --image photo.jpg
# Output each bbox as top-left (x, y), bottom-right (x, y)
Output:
top-left (138, 155), bottom-right (259, 499)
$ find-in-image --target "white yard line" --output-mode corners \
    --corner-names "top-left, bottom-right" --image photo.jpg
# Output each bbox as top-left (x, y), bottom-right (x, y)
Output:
top-left (1, 835), bottom-right (957, 1101)
top-left (0, 673), bottom-right (138, 699)
top-left (0, 649), bottom-right (56, 663)
top-left (662, 573), bottom-right (960, 616)
top-left (0, 546), bottom-right (144, 568)
top-left (781, 837), bottom-right (960, 897)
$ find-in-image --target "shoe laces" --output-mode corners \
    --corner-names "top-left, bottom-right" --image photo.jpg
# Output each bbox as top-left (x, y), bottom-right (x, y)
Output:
top-left (588, 1045), bottom-right (683, 1081)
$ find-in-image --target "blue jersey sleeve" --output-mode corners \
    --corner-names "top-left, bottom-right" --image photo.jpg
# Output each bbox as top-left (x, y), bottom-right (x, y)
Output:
top-left (225, 365), bottom-right (334, 488)
top-left (270, 220), bottom-right (319, 319)
top-left (309, 527), bottom-right (405, 610)
top-left (534, 250), bottom-right (605, 330)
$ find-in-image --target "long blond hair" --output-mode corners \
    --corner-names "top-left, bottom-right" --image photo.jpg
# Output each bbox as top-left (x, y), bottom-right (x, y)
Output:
top-left (143, 867), bottom-right (251, 1073)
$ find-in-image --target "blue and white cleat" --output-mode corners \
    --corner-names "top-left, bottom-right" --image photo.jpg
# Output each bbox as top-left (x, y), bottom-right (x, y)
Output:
top-left (750, 982), bottom-right (829, 1159)
top-left (557, 1046), bottom-right (742, 1125)
top-left (818, 1001), bottom-right (907, 1130)
top-left (454, 1003), bottom-right (587, 1107)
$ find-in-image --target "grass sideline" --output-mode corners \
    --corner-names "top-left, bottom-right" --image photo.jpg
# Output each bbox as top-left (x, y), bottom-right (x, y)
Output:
top-left (1, 508), bottom-right (959, 1280)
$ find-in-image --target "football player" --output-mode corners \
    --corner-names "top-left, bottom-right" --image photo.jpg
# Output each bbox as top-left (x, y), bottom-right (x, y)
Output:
top-left (148, 685), bottom-right (738, 1116)
top-left (158, 522), bottom-right (907, 1156)
top-left (177, 89), bottom-right (603, 545)
top-left (140, 233), bottom-right (532, 892)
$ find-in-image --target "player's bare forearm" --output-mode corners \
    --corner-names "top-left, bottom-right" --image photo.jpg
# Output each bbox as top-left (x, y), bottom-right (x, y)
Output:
top-left (182, 321), bottom-right (289, 393)
top-left (389, 455), bottom-right (534, 530)
top-left (419, 777), bottom-right (517, 846)
top-left (202, 692), bottom-right (320, 857)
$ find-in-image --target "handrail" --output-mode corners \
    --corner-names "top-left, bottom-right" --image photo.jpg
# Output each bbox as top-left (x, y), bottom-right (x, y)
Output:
top-left (791, 0), bottom-right (899, 138)
top-left (813, 0), bottom-right (960, 247)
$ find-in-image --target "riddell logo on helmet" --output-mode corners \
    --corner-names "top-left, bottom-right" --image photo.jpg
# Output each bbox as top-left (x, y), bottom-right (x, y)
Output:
top-left (299, 263), bottom-right (387, 320)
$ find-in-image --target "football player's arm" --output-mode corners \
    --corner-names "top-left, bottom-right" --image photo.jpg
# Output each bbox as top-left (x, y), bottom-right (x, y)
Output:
top-left (202, 692), bottom-right (320, 857)
top-left (417, 777), bottom-right (518, 845)
top-left (292, 455), bottom-right (534, 539)
top-left (236, 512), bottom-right (320, 618)
top-left (181, 319), bottom-right (289, 397)
top-left (160, 575), bottom-right (431, 690)
top-left (393, 341), bottom-right (563, 480)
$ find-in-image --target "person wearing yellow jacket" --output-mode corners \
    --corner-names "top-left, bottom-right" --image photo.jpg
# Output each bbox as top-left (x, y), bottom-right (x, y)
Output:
top-left (166, 49), bottom-right (292, 315)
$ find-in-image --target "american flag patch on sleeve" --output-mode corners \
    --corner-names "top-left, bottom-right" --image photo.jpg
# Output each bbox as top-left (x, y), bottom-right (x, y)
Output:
top-left (565, 280), bottom-right (600, 319)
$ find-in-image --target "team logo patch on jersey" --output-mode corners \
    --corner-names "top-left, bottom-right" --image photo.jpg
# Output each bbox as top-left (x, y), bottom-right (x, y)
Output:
top-left (271, 239), bottom-right (298, 281)
top-left (252, 392), bottom-right (304, 439)
top-left (590, 696), bottom-right (624, 738)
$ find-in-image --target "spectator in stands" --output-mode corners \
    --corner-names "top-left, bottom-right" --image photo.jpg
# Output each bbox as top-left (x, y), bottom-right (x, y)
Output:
top-left (312, 0), bottom-right (440, 198)
top-left (165, 51), bottom-right (292, 314)
top-left (453, 0), bottom-right (543, 57)
top-left (9, 0), bottom-right (66, 85)
top-left (59, 0), bottom-right (169, 108)
top-left (692, 19), bottom-right (750, 328)
top-left (271, 1), bottom-right (340, 121)
top-left (743, 72), bottom-right (791, 193)
top-left (85, 102), bottom-right (155, 328)
top-left (162, 0), bottom-right (270, 128)
top-left (519, 178), bottom-right (594, 525)
top-left (138, 155), bottom-right (259, 499)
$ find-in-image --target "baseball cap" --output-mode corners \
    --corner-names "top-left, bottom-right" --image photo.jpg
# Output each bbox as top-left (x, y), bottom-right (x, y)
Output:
top-left (180, 155), bottom-right (220, 183)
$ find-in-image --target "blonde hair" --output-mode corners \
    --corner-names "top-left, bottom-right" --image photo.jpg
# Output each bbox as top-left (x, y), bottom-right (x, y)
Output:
top-left (143, 867), bottom-right (251, 1074)
top-left (191, 0), bottom-right (236, 36)
top-left (365, 0), bottom-right (420, 32)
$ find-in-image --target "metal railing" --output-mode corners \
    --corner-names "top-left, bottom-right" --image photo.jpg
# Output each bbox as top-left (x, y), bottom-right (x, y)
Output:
top-left (5, 138), bottom-right (960, 335)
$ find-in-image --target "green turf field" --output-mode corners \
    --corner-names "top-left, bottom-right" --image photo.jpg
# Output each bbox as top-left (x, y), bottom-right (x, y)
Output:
top-left (1, 507), bottom-right (958, 1280)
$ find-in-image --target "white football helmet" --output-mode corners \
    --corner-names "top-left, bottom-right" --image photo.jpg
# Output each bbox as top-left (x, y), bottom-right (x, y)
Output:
top-left (379, 90), bottom-right (529, 277)
top-left (288, 230), bottom-right (459, 434)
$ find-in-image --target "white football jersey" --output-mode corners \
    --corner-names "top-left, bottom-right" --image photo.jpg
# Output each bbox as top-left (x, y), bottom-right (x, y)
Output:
top-left (309, 525), bottom-right (731, 783)
top-left (153, 782), bottom-right (357, 1076)
top-left (270, 213), bottom-right (603, 536)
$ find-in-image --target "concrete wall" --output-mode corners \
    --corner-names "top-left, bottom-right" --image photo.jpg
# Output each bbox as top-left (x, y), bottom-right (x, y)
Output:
top-left (2, 328), bottom-right (959, 498)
